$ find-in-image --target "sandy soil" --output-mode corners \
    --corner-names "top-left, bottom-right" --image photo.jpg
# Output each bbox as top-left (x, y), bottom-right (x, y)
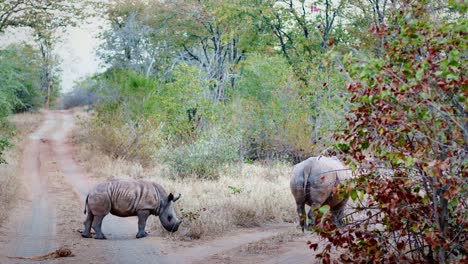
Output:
top-left (0, 110), bottom-right (323, 264)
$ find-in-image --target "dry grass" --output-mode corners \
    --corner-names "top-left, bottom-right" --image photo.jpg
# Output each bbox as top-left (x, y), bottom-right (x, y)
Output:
top-left (0, 149), bottom-right (20, 224)
top-left (0, 112), bottom-right (44, 225)
top-left (9, 112), bottom-right (45, 134)
top-left (149, 162), bottom-right (296, 240)
top-left (73, 127), bottom-right (297, 240)
top-left (78, 110), bottom-right (162, 167)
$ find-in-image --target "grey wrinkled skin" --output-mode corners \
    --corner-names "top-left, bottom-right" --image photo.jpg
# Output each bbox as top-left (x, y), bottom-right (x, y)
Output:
top-left (290, 156), bottom-right (352, 232)
top-left (82, 178), bottom-right (182, 239)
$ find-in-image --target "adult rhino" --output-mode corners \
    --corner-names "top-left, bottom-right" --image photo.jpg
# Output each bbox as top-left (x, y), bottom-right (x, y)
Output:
top-left (290, 156), bottom-right (352, 231)
top-left (82, 178), bottom-right (182, 239)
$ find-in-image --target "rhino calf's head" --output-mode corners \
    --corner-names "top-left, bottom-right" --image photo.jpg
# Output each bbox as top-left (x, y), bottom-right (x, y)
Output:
top-left (159, 193), bottom-right (182, 232)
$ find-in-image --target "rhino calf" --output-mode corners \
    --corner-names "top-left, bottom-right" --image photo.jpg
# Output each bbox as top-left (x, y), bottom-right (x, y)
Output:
top-left (290, 156), bottom-right (352, 231)
top-left (82, 178), bottom-right (182, 239)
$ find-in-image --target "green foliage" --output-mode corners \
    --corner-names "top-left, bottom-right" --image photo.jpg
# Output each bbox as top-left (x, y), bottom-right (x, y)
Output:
top-left (85, 66), bottom-right (217, 165)
top-left (0, 45), bottom-right (44, 163)
top-left (94, 66), bottom-right (213, 138)
top-left (0, 45), bottom-right (42, 114)
top-left (0, 0), bottom-right (87, 33)
top-left (228, 185), bottom-right (242, 195)
top-left (154, 65), bottom-right (213, 141)
top-left (159, 127), bottom-right (241, 180)
top-left (318, 204), bottom-right (330, 214)
top-left (232, 54), bottom-right (316, 161)
top-left (0, 137), bottom-right (11, 164)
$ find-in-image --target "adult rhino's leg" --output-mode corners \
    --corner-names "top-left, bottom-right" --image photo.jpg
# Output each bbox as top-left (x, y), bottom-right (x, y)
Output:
top-left (92, 215), bottom-right (107, 239)
top-left (82, 211), bottom-right (94, 238)
top-left (307, 207), bottom-right (316, 230)
top-left (331, 198), bottom-right (348, 227)
top-left (306, 201), bottom-right (324, 230)
top-left (136, 210), bottom-right (150, 239)
top-left (296, 203), bottom-right (306, 232)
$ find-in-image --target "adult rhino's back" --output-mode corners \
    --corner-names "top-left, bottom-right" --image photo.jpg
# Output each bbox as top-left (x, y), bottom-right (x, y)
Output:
top-left (290, 156), bottom-right (351, 196)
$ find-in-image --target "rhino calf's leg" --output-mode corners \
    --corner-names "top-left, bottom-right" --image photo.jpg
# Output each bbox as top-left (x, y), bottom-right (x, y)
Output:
top-left (82, 212), bottom-right (94, 238)
top-left (136, 210), bottom-right (150, 239)
top-left (92, 215), bottom-right (107, 240)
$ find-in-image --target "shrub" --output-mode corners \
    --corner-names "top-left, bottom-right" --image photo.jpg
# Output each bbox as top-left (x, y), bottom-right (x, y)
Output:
top-left (230, 54), bottom-right (319, 161)
top-left (60, 81), bottom-right (97, 109)
top-left (83, 110), bottom-right (163, 166)
top-left (159, 127), bottom-right (242, 179)
top-left (0, 45), bottom-right (43, 114)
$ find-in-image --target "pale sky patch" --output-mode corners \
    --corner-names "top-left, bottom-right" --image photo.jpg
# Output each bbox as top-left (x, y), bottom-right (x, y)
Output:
top-left (55, 17), bottom-right (108, 92)
top-left (0, 16), bottom-right (107, 93)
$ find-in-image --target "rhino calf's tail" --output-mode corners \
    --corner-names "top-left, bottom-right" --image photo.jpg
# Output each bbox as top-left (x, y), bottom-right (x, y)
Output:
top-left (83, 194), bottom-right (89, 215)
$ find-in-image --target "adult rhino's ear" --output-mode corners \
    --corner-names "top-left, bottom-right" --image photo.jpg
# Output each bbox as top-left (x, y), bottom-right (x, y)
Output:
top-left (168, 193), bottom-right (174, 201)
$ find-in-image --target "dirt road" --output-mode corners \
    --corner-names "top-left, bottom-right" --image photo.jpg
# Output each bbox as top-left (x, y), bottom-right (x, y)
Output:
top-left (0, 110), bottom-right (319, 264)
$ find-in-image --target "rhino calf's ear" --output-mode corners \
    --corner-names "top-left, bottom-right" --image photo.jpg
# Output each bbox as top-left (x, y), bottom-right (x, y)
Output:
top-left (173, 193), bottom-right (181, 202)
top-left (168, 193), bottom-right (174, 201)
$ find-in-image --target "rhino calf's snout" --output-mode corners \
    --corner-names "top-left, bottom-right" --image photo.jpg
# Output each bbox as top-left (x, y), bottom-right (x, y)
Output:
top-left (172, 220), bottom-right (182, 232)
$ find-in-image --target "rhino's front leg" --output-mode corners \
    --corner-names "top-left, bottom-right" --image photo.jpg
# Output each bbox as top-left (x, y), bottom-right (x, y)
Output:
top-left (136, 210), bottom-right (150, 239)
top-left (92, 215), bottom-right (107, 240)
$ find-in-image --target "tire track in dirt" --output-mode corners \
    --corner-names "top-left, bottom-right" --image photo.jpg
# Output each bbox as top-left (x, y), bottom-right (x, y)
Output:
top-left (192, 229), bottom-right (320, 264)
top-left (0, 112), bottom-right (59, 260)
top-left (163, 224), bottom-right (295, 264)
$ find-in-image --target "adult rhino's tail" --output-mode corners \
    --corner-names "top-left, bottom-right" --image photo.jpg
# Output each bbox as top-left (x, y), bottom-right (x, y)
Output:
top-left (83, 194), bottom-right (89, 214)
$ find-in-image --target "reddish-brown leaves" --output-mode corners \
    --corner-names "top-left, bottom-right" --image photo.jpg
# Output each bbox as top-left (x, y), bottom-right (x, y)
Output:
top-left (315, 2), bottom-right (466, 263)
top-left (308, 241), bottom-right (319, 251)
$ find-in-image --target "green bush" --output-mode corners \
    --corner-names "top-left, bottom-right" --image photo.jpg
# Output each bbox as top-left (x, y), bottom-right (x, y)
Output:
top-left (230, 54), bottom-right (316, 161)
top-left (0, 45), bottom-right (43, 114)
top-left (83, 109), bottom-right (163, 166)
top-left (60, 79), bottom-right (97, 109)
top-left (0, 45), bottom-right (43, 163)
top-left (159, 127), bottom-right (241, 179)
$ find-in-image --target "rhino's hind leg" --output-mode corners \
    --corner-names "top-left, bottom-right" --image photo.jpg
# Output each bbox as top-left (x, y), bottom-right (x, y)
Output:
top-left (136, 210), bottom-right (150, 239)
top-left (307, 207), bottom-right (316, 231)
top-left (296, 203), bottom-right (306, 232)
top-left (92, 215), bottom-right (107, 240)
top-left (331, 198), bottom-right (348, 227)
top-left (82, 212), bottom-right (94, 238)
